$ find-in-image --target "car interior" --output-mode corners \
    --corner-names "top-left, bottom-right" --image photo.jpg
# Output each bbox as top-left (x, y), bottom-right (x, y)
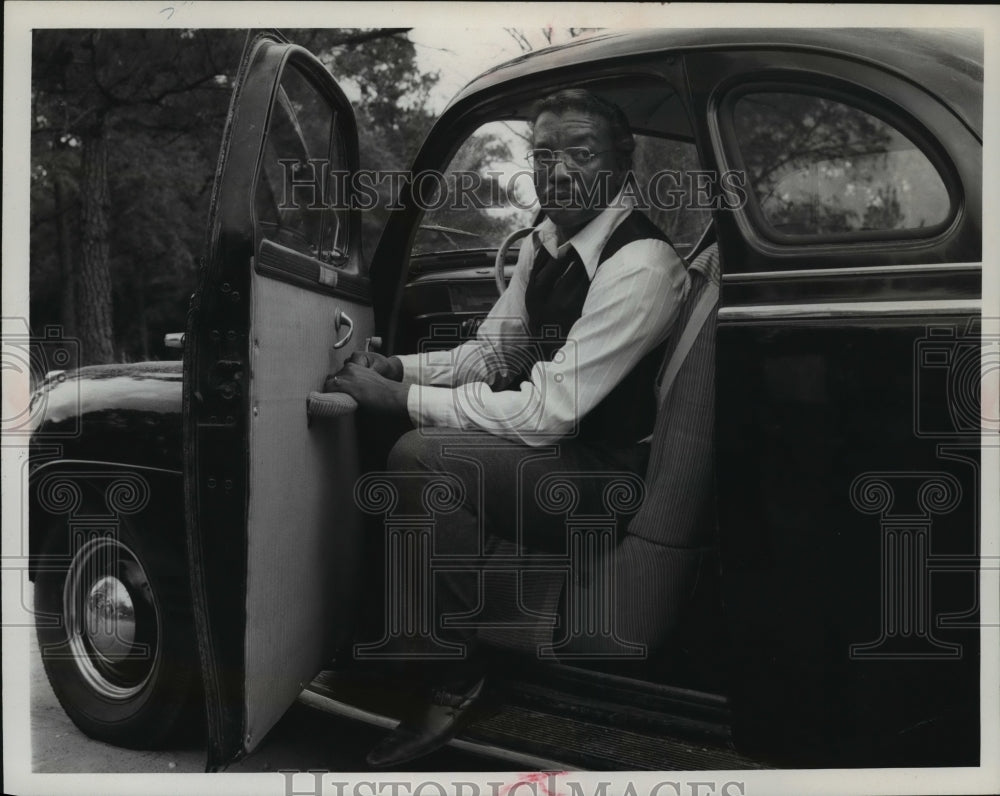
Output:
top-left (343, 74), bottom-right (729, 701)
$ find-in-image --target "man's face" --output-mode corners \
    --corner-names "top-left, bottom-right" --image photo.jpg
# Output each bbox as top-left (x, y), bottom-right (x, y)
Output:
top-left (531, 108), bottom-right (625, 239)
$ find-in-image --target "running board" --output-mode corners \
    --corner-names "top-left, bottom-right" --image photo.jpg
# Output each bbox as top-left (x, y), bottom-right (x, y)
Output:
top-left (297, 688), bottom-right (573, 771)
top-left (462, 704), bottom-right (763, 770)
top-left (302, 672), bottom-right (763, 771)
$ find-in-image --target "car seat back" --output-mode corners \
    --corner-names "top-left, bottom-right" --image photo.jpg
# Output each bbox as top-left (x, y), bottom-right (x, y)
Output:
top-left (479, 244), bottom-right (721, 658)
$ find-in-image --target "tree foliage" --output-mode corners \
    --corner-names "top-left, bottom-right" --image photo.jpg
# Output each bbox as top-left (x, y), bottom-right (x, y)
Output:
top-left (31, 29), bottom-right (246, 364)
top-left (30, 28), bottom-right (440, 364)
top-left (307, 30), bottom-right (440, 257)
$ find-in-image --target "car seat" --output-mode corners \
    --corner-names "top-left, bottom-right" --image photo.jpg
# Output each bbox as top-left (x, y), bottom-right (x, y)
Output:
top-left (474, 243), bottom-right (722, 661)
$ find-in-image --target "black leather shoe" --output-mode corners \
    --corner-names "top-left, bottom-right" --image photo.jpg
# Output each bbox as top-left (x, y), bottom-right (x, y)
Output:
top-left (365, 677), bottom-right (485, 768)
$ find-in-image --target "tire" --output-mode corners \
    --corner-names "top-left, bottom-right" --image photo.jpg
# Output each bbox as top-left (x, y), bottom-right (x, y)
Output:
top-left (34, 516), bottom-right (201, 748)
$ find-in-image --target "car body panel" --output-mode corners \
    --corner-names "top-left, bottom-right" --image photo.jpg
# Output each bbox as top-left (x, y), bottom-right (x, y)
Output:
top-left (716, 317), bottom-right (980, 765)
top-left (687, 44), bottom-right (982, 765)
top-left (30, 361), bottom-right (183, 471)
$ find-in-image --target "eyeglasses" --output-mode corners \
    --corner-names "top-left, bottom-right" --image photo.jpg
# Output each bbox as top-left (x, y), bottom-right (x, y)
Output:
top-left (526, 147), bottom-right (612, 168)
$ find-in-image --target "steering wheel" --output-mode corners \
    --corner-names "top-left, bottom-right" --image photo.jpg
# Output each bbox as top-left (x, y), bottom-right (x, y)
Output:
top-left (494, 227), bottom-right (535, 296)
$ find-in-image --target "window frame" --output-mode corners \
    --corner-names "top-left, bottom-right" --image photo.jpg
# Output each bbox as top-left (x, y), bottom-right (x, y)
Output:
top-left (250, 50), bottom-right (364, 278)
top-left (254, 65), bottom-right (349, 260)
top-left (714, 77), bottom-right (963, 248)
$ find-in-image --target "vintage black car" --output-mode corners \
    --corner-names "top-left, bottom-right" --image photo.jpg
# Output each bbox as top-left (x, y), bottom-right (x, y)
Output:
top-left (27, 28), bottom-right (984, 772)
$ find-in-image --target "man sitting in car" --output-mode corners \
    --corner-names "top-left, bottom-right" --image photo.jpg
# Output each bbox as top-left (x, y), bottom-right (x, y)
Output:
top-left (327, 88), bottom-right (690, 767)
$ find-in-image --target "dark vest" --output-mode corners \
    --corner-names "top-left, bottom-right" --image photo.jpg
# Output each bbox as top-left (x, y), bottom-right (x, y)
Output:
top-left (520, 210), bottom-right (673, 448)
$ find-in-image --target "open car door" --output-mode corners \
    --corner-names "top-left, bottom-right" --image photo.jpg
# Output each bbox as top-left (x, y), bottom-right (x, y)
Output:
top-left (184, 32), bottom-right (373, 770)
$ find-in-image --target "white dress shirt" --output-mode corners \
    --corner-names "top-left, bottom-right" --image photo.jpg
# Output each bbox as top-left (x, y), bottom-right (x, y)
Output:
top-left (397, 198), bottom-right (690, 446)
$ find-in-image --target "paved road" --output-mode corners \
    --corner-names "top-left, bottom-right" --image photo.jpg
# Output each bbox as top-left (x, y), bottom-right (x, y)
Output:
top-left (25, 584), bottom-right (502, 777)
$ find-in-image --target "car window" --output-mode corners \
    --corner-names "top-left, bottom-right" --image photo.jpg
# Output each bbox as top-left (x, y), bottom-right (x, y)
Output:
top-left (412, 120), bottom-right (710, 258)
top-left (254, 63), bottom-right (349, 262)
top-left (731, 91), bottom-right (952, 239)
top-left (411, 120), bottom-right (536, 256)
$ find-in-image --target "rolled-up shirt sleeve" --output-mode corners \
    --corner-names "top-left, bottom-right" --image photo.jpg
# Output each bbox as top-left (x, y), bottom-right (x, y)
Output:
top-left (402, 238), bottom-right (689, 446)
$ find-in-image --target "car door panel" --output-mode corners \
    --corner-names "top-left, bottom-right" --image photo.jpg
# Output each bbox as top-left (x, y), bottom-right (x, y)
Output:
top-left (686, 47), bottom-right (982, 764)
top-left (185, 33), bottom-right (371, 769)
top-left (244, 264), bottom-right (371, 748)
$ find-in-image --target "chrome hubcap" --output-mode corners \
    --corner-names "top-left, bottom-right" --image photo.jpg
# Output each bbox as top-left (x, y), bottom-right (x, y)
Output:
top-left (84, 576), bottom-right (137, 663)
top-left (63, 536), bottom-right (159, 700)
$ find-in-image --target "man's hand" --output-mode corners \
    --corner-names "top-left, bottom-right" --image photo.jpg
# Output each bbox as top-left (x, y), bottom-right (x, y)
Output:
top-left (325, 362), bottom-right (409, 416)
top-left (347, 351), bottom-right (403, 380)
top-left (323, 351), bottom-right (402, 393)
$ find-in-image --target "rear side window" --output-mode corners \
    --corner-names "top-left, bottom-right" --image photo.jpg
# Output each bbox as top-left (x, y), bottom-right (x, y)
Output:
top-left (729, 90), bottom-right (953, 241)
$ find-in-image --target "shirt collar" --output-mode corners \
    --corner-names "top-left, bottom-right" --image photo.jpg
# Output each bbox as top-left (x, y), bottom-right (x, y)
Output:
top-left (532, 190), bottom-right (634, 280)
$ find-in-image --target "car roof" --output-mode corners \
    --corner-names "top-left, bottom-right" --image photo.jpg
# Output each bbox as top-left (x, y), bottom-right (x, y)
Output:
top-left (447, 28), bottom-right (983, 138)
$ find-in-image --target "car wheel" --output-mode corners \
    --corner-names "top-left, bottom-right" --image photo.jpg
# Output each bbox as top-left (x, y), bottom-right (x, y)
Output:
top-left (34, 518), bottom-right (200, 748)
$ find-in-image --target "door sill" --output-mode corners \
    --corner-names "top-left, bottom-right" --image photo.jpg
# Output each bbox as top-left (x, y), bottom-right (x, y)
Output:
top-left (298, 684), bottom-right (574, 771)
top-left (302, 670), bottom-right (764, 771)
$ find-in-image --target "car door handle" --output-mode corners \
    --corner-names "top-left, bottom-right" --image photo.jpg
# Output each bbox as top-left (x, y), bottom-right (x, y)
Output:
top-left (332, 309), bottom-right (354, 349)
top-left (306, 390), bottom-right (358, 422)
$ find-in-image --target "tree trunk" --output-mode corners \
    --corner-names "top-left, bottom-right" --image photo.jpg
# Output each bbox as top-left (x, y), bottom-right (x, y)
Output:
top-left (53, 175), bottom-right (78, 367)
top-left (136, 266), bottom-right (150, 360)
top-left (77, 127), bottom-right (115, 365)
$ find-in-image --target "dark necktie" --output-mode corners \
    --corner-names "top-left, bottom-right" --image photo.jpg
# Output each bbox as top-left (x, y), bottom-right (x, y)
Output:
top-left (529, 244), bottom-right (579, 301)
